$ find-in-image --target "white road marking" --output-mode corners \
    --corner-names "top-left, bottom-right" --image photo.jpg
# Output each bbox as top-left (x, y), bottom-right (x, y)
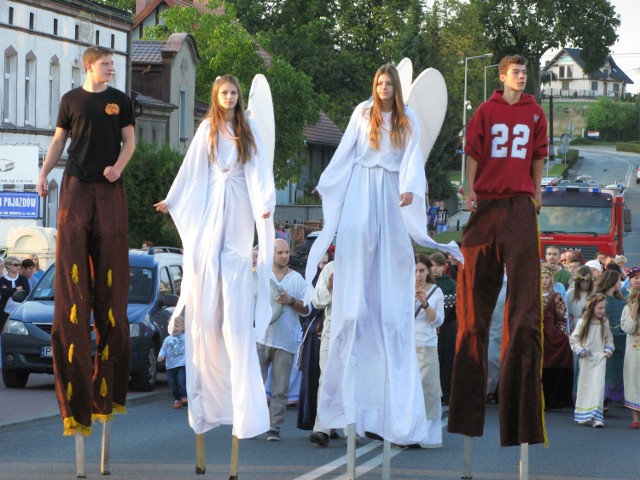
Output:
top-left (294, 415), bottom-right (449, 479)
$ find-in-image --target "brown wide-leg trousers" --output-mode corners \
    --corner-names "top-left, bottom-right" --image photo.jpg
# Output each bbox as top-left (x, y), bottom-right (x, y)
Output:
top-left (51, 175), bottom-right (130, 436)
top-left (448, 196), bottom-right (546, 447)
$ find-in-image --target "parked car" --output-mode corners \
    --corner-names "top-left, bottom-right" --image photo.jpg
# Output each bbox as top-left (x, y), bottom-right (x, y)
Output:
top-left (1, 247), bottom-right (183, 391)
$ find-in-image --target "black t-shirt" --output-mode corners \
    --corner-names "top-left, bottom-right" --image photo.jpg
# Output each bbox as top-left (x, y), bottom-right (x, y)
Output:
top-left (57, 86), bottom-right (135, 182)
top-left (436, 208), bottom-right (449, 224)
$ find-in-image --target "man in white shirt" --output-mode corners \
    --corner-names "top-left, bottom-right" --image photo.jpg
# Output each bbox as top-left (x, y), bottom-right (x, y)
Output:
top-left (257, 238), bottom-right (309, 441)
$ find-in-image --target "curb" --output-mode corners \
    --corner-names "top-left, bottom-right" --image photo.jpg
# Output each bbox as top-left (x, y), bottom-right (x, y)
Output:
top-left (0, 388), bottom-right (170, 433)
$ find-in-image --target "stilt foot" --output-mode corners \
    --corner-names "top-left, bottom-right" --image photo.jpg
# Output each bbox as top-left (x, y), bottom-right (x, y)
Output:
top-left (75, 433), bottom-right (86, 478)
top-left (195, 433), bottom-right (205, 475)
top-left (101, 420), bottom-right (112, 475)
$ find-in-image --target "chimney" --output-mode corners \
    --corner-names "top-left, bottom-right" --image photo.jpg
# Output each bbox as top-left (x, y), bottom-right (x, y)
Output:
top-left (136, 0), bottom-right (156, 17)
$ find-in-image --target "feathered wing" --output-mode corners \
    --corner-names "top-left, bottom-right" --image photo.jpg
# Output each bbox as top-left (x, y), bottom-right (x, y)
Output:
top-left (406, 68), bottom-right (448, 165)
top-left (247, 74), bottom-right (277, 339)
top-left (397, 57), bottom-right (413, 102)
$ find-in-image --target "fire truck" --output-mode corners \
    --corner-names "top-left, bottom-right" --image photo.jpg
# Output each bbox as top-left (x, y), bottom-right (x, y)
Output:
top-left (538, 182), bottom-right (632, 259)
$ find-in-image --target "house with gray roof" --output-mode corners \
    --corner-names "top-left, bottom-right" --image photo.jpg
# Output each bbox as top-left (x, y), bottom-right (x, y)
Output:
top-left (542, 48), bottom-right (634, 98)
top-left (131, 33), bottom-right (200, 151)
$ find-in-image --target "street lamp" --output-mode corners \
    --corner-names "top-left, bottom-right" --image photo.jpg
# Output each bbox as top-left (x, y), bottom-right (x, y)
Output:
top-left (461, 53), bottom-right (493, 192)
top-left (484, 63), bottom-right (499, 101)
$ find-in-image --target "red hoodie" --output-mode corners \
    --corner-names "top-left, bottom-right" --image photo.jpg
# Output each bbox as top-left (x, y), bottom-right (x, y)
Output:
top-left (465, 90), bottom-right (548, 199)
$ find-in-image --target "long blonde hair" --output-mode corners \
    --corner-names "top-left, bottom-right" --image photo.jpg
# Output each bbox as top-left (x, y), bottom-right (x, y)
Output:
top-left (207, 75), bottom-right (257, 165)
top-left (577, 293), bottom-right (608, 345)
top-left (368, 64), bottom-right (411, 150)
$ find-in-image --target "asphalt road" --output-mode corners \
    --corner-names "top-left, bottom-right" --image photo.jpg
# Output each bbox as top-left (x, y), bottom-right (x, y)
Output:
top-left (2, 146), bottom-right (640, 479)
top-left (1, 374), bottom-right (640, 480)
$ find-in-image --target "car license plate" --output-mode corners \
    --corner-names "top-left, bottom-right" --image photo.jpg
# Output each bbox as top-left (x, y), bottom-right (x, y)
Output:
top-left (40, 346), bottom-right (53, 358)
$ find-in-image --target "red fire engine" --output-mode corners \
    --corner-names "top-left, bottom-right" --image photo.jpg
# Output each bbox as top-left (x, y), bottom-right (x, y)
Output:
top-left (538, 183), bottom-right (632, 260)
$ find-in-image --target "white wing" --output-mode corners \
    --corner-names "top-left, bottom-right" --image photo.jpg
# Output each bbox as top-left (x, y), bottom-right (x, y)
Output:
top-left (247, 74), bottom-right (275, 168)
top-left (396, 57), bottom-right (413, 103)
top-left (406, 68), bottom-right (448, 164)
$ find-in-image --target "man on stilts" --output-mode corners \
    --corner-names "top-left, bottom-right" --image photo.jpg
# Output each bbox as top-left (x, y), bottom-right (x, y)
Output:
top-left (37, 45), bottom-right (135, 477)
top-left (448, 54), bottom-right (548, 479)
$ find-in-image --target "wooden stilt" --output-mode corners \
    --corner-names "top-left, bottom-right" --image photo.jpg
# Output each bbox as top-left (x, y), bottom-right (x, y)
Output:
top-left (381, 438), bottom-right (391, 480)
top-left (229, 435), bottom-right (240, 480)
top-left (461, 435), bottom-right (473, 479)
top-left (195, 433), bottom-right (206, 475)
top-left (100, 420), bottom-right (112, 475)
top-left (519, 443), bottom-right (529, 480)
top-left (75, 433), bottom-right (86, 478)
top-left (346, 423), bottom-right (356, 480)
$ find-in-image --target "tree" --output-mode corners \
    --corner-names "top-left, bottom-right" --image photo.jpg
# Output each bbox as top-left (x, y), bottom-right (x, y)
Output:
top-left (471, 0), bottom-right (620, 101)
top-left (144, 6), bottom-right (321, 188)
top-left (95, 0), bottom-right (135, 15)
top-left (587, 97), bottom-right (639, 141)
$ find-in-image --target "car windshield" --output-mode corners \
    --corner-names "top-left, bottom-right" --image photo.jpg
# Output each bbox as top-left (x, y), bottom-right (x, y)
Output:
top-left (31, 264), bottom-right (155, 304)
top-left (128, 267), bottom-right (154, 304)
top-left (32, 267), bottom-right (55, 300)
top-left (538, 206), bottom-right (612, 235)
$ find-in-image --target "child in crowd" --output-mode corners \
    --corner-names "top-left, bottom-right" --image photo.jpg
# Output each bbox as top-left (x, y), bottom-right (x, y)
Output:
top-left (541, 265), bottom-right (573, 410)
top-left (158, 316), bottom-right (187, 409)
top-left (414, 254), bottom-right (444, 448)
top-left (570, 293), bottom-right (614, 427)
top-left (621, 270), bottom-right (640, 429)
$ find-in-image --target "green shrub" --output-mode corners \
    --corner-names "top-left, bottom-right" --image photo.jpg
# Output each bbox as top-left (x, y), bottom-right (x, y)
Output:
top-left (124, 142), bottom-right (184, 248)
top-left (616, 143), bottom-right (640, 154)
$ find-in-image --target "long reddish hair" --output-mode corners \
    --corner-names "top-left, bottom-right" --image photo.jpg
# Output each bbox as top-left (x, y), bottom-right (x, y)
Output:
top-left (207, 75), bottom-right (256, 164)
top-left (368, 64), bottom-right (411, 150)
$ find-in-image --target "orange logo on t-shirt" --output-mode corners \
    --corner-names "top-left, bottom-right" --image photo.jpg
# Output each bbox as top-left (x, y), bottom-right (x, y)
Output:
top-left (105, 103), bottom-right (120, 115)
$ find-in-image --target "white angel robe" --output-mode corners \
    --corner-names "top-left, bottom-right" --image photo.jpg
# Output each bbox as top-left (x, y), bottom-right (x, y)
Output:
top-left (305, 101), bottom-right (462, 445)
top-left (570, 318), bottom-right (614, 424)
top-left (165, 119), bottom-right (276, 437)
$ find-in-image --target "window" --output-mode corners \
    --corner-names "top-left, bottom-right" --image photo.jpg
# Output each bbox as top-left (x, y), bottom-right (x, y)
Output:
top-left (25, 54), bottom-right (37, 126)
top-left (8, 7), bottom-right (14, 25)
top-left (29, 12), bottom-right (35, 30)
top-left (591, 81), bottom-right (598, 92)
top-left (169, 265), bottom-right (183, 295)
top-left (54, 19), bottom-right (58, 36)
top-left (74, 25), bottom-right (79, 40)
top-left (3, 49), bottom-right (18, 124)
top-left (559, 66), bottom-right (565, 78)
top-left (95, 30), bottom-right (100, 45)
top-left (179, 87), bottom-right (187, 140)
top-left (159, 267), bottom-right (172, 295)
top-left (71, 65), bottom-right (81, 89)
top-left (49, 59), bottom-right (60, 129)
top-left (111, 34), bottom-right (115, 49)
top-left (561, 81), bottom-right (570, 91)
top-left (613, 83), bottom-right (620, 93)
top-left (152, 127), bottom-right (157, 146)
top-left (566, 66), bottom-right (573, 79)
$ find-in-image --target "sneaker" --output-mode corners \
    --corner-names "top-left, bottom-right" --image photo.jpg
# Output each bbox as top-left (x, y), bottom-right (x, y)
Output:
top-left (309, 431), bottom-right (329, 447)
top-left (592, 419), bottom-right (604, 428)
top-left (181, 397), bottom-right (188, 407)
top-left (173, 400), bottom-right (182, 409)
top-left (266, 430), bottom-right (280, 441)
top-left (630, 421), bottom-right (640, 429)
top-left (365, 431), bottom-right (383, 441)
